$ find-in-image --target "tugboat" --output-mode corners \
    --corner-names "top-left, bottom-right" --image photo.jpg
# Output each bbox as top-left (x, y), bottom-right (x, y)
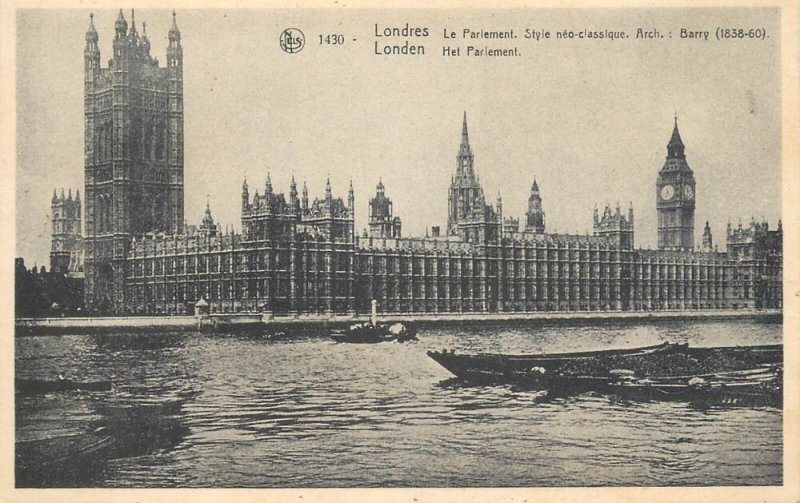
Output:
top-left (330, 300), bottom-right (417, 344)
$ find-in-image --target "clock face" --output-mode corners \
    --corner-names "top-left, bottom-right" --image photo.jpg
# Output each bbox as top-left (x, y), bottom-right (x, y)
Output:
top-left (660, 185), bottom-right (675, 201)
top-left (683, 185), bottom-right (694, 199)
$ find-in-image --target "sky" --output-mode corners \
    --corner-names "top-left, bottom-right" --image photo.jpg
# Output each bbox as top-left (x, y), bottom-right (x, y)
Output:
top-left (16, 8), bottom-right (781, 267)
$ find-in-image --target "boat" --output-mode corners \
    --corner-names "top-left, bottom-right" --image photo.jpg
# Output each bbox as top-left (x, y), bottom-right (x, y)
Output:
top-left (15, 377), bottom-right (112, 395)
top-left (427, 342), bottom-right (686, 386)
top-left (331, 321), bottom-right (417, 344)
top-left (16, 428), bottom-right (117, 487)
top-left (331, 299), bottom-right (418, 343)
top-left (429, 341), bottom-right (783, 406)
top-left (603, 365), bottom-right (782, 407)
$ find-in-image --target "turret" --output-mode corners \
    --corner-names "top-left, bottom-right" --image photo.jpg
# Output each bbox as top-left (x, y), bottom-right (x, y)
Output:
top-left (525, 178), bottom-right (546, 234)
top-left (129, 9), bottom-right (139, 45)
top-left (113, 9), bottom-right (128, 59)
top-left (302, 181), bottom-right (309, 212)
top-left (199, 199), bottom-right (219, 238)
top-left (265, 173), bottom-right (272, 198)
top-left (84, 13), bottom-right (100, 71)
top-left (290, 176), bottom-right (299, 209)
top-left (141, 21), bottom-right (151, 55)
top-left (325, 177), bottom-right (332, 203)
top-left (368, 179), bottom-right (401, 239)
top-left (348, 179), bottom-right (355, 214)
top-left (114, 9), bottom-right (128, 39)
top-left (167, 10), bottom-right (183, 69)
top-left (241, 178), bottom-right (249, 210)
top-left (701, 221), bottom-right (713, 252)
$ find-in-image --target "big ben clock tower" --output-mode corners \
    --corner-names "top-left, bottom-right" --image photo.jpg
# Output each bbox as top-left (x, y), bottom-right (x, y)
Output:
top-left (656, 117), bottom-right (696, 251)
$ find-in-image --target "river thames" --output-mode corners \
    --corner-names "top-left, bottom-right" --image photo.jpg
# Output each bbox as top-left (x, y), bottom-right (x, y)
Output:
top-left (15, 318), bottom-right (782, 487)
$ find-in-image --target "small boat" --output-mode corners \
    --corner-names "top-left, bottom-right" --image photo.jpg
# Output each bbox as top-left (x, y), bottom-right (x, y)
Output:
top-left (15, 377), bottom-right (112, 395)
top-left (427, 342), bottom-right (685, 386)
top-left (331, 299), bottom-right (418, 343)
top-left (604, 365), bottom-right (782, 407)
top-left (331, 321), bottom-right (417, 344)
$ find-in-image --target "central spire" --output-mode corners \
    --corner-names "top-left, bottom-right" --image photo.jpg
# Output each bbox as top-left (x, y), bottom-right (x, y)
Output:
top-left (459, 111), bottom-right (472, 158)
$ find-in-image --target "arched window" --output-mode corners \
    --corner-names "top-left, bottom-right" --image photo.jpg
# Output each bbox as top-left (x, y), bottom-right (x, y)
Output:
top-left (144, 119), bottom-right (153, 159)
top-left (104, 120), bottom-right (112, 160)
top-left (155, 121), bottom-right (165, 160)
top-left (131, 117), bottom-right (141, 160)
top-left (95, 195), bottom-right (104, 233)
top-left (95, 123), bottom-right (103, 161)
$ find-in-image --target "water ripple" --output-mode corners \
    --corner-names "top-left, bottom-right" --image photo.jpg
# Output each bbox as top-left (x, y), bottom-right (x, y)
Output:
top-left (16, 319), bottom-right (782, 487)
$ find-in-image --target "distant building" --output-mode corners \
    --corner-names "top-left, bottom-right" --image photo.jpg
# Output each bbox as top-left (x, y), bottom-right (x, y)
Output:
top-left (50, 188), bottom-right (84, 276)
top-left (41, 13), bottom-right (783, 315)
top-left (15, 258), bottom-right (84, 317)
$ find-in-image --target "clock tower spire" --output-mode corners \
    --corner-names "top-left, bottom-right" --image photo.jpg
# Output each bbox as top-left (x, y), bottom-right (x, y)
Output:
top-left (656, 116), bottom-right (696, 251)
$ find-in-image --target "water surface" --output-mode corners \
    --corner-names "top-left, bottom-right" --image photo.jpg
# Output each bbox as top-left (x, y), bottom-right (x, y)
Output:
top-left (15, 319), bottom-right (782, 487)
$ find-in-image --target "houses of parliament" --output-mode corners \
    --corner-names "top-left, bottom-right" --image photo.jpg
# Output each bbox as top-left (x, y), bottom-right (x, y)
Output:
top-left (50, 11), bottom-right (782, 315)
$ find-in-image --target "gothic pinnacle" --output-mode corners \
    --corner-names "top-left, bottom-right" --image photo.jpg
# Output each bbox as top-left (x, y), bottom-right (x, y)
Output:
top-left (169, 9), bottom-right (181, 39)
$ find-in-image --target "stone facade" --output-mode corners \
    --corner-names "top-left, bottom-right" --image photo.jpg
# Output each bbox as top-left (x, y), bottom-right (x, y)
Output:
top-left (66, 14), bottom-right (782, 315)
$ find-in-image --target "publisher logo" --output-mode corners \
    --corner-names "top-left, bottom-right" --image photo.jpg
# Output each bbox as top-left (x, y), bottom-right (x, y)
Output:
top-left (280, 28), bottom-right (305, 54)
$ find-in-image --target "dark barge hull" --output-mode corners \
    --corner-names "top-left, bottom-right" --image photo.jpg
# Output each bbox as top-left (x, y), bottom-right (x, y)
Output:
top-left (428, 342), bottom-right (782, 406)
top-left (16, 431), bottom-right (117, 487)
top-left (427, 342), bottom-right (686, 386)
top-left (427, 343), bottom-right (782, 387)
top-left (15, 378), bottom-right (112, 395)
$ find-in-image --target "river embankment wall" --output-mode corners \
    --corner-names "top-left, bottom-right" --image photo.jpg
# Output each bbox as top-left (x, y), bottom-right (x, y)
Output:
top-left (14, 309), bottom-right (782, 336)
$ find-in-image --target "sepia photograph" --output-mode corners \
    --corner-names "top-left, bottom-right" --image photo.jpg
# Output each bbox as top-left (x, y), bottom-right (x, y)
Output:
top-left (3, 2), bottom-right (798, 500)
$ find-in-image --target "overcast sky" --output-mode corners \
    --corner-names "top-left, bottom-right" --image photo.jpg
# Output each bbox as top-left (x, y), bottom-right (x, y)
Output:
top-left (16, 8), bottom-right (781, 267)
